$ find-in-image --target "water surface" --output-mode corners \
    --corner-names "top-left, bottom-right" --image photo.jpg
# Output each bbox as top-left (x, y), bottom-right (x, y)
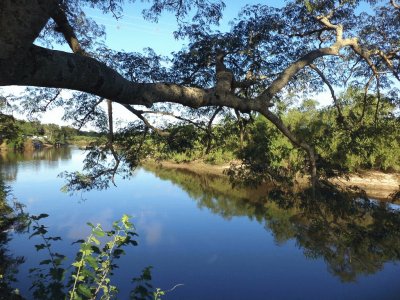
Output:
top-left (1, 147), bottom-right (400, 299)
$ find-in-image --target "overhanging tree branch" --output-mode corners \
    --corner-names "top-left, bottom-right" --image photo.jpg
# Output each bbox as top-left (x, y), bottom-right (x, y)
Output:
top-left (309, 64), bottom-right (344, 121)
top-left (1, 45), bottom-right (272, 112)
top-left (50, 3), bottom-right (87, 56)
top-left (123, 105), bottom-right (169, 136)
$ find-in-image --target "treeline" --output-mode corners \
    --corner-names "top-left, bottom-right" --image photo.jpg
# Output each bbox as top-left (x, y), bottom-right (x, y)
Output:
top-left (2, 87), bottom-right (399, 181)
top-left (0, 116), bottom-right (101, 150)
top-left (137, 88), bottom-right (400, 181)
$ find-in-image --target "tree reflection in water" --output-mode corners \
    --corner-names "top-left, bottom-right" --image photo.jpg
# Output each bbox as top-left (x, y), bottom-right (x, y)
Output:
top-left (0, 176), bottom-right (29, 298)
top-left (0, 148), bottom-right (72, 298)
top-left (0, 147), bottom-right (72, 182)
top-left (145, 165), bottom-right (400, 283)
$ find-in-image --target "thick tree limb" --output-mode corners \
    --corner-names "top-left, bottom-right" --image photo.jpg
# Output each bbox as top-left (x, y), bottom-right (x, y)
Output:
top-left (257, 47), bottom-right (338, 101)
top-left (1, 45), bottom-right (272, 113)
top-left (0, 0), bottom-right (57, 59)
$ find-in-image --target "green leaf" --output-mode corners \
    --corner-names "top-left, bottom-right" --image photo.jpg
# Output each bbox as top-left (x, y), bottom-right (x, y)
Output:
top-left (60, 185), bottom-right (68, 193)
top-left (54, 256), bottom-right (66, 266)
top-left (81, 243), bottom-right (92, 251)
top-left (54, 253), bottom-right (66, 259)
top-left (129, 240), bottom-right (138, 246)
top-left (72, 261), bottom-right (84, 268)
top-left (77, 284), bottom-right (92, 298)
top-left (122, 214), bottom-right (133, 229)
top-left (69, 291), bottom-right (83, 300)
top-left (92, 228), bottom-right (105, 237)
top-left (86, 222), bottom-right (95, 228)
top-left (50, 267), bottom-right (65, 281)
top-left (81, 268), bottom-right (96, 279)
top-left (89, 236), bottom-right (100, 245)
top-left (85, 255), bottom-right (98, 270)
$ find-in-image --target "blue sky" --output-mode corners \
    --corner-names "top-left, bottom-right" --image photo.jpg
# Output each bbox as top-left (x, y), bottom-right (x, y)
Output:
top-left (85, 1), bottom-right (283, 55)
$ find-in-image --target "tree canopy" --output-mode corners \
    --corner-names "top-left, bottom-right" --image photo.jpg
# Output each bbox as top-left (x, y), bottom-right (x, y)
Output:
top-left (1, 0), bottom-right (399, 189)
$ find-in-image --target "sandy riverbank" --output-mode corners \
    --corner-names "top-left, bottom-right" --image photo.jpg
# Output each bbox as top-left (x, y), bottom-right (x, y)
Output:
top-left (145, 160), bottom-right (400, 200)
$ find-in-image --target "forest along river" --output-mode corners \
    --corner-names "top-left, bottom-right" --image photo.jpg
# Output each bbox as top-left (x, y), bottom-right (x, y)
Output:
top-left (1, 147), bottom-right (400, 300)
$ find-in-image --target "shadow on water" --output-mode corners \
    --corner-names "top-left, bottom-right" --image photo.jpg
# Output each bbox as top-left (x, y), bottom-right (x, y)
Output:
top-left (144, 164), bottom-right (400, 283)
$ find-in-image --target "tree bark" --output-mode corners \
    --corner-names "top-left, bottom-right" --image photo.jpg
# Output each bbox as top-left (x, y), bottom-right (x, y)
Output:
top-left (1, 44), bottom-right (271, 112)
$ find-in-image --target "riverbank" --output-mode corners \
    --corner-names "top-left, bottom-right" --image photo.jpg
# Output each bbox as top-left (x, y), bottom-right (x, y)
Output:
top-left (0, 138), bottom-right (95, 152)
top-left (144, 160), bottom-right (400, 201)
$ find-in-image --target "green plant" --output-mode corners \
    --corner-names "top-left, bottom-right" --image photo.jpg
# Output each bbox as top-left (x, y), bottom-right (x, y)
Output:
top-left (27, 214), bottom-right (164, 300)
top-left (29, 214), bottom-right (66, 300)
top-left (69, 214), bottom-right (138, 300)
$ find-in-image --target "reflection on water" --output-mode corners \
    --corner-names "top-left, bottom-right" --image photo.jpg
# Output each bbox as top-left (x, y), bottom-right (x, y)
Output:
top-left (1, 148), bottom-right (400, 299)
top-left (0, 176), bottom-right (29, 298)
top-left (145, 165), bottom-right (400, 283)
top-left (0, 147), bottom-right (72, 181)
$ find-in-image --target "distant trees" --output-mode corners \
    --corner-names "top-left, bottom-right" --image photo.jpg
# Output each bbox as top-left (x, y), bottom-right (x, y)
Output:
top-left (144, 87), bottom-right (399, 186)
top-left (0, 115), bottom-right (100, 149)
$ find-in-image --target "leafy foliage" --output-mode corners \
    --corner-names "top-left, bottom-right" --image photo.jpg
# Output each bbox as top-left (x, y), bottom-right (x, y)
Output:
top-left (26, 214), bottom-right (164, 300)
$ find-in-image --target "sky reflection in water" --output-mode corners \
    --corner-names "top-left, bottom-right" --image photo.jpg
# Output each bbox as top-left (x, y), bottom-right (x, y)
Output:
top-left (1, 147), bottom-right (400, 300)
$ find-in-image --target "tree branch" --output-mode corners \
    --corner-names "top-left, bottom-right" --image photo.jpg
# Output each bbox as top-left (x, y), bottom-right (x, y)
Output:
top-left (309, 64), bottom-right (344, 121)
top-left (75, 97), bottom-right (105, 130)
top-left (50, 3), bottom-right (87, 55)
top-left (122, 105), bottom-right (169, 136)
top-left (257, 47), bottom-right (338, 101)
top-left (1, 45), bottom-right (272, 113)
top-left (359, 75), bottom-right (374, 125)
top-left (259, 107), bottom-right (317, 185)
top-left (205, 106), bottom-right (222, 154)
top-left (390, 0), bottom-right (400, 9)
top-left (134, 109), bottom-right (208, 130)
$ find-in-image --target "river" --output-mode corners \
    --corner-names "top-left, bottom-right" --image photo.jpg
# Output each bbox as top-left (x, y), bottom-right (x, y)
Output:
top-left (1, 147), bottom-right (400, 299)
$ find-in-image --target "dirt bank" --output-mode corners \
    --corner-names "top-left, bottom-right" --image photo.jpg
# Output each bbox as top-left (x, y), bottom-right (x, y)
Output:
top-left (145, 160), bottom-right (400, 200)
top-left (331, 171), bottom-right (400, 200)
